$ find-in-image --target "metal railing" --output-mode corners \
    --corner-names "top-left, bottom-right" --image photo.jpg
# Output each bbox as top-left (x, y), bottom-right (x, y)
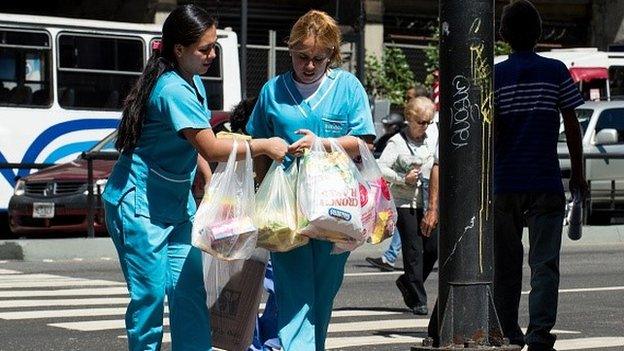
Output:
top-left (82, 150), bottom-right (119, 238)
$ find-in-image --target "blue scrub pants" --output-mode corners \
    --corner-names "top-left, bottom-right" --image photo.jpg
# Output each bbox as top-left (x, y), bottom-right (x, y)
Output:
top-left (104, 193), bottom-right (211, 351)
top-left (271, 239), bottom-right (348, 351)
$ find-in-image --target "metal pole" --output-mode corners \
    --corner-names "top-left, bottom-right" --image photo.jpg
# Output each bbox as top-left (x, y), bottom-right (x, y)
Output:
top-left (356, 0), bottom-right (366, 83)
top-left (240, 0), bottom-right (248, 100)
top-left (268, 30), bottom-right (276, 79)
top-left (413, 0), bottom-right (518, 349)
top-left (86, 154), bottom-right (95, 239)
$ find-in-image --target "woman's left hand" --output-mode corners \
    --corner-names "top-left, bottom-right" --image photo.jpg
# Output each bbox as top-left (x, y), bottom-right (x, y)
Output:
top-left (288, 129), bottom-right (316, 157)
top-left (420, 209), bottom-right (438, 237)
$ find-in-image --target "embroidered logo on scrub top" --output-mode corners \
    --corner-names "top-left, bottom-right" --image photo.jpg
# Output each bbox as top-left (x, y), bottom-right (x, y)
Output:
top-left (322, 115), bottom-right (347, 136)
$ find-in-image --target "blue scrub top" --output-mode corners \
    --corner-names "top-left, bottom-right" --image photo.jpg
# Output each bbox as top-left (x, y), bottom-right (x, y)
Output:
top-left (246, 69), bottom-right (375, 144)
top-left (103, 69), bottom-right (211, 223)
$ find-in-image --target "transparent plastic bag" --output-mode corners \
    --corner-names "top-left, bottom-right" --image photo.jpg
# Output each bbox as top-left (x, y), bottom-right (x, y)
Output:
top-left (297, 137), bottom-right (365, 244)
top-left (255, 161), bottom-right (308, 252)
top-left (192, 140), bottom-right (258, 260)
top-left (335, 139), bottom-right (397, 251)
top-left (203, 248), bottom-right (269, 351)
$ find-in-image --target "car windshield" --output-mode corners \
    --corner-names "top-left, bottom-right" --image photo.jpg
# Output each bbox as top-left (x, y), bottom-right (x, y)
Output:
top-left (558, 109), bottom-right (592, 142)
top-left (88, 131), bottom-right (118, 152)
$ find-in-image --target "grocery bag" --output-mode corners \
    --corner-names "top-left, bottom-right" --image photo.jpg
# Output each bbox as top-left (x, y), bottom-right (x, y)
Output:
top-left (356, 139), bottom-right (397, 244)
top-left (192, 139), bottom-right (258, 260)
top-left (204, 248), bottom-right (269, 351)
top-left (255, 161), bottom-right (308, 252)
top-left (331, 140), bottom-right (397, 252)
top-left (297, 137), bottom-right (365, 244)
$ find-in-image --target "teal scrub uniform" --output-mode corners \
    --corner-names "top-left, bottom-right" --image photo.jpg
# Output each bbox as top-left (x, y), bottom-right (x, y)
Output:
top-left (246, 69), bottom-right (375, 351)
top-left (103, 70), bottom-right (212, 351)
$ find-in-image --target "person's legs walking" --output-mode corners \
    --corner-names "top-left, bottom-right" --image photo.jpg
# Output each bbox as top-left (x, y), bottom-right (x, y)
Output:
top-left (383, 229), bottom-right (402, 265)
top-left (272, 243), bottom-right (316, 351)
top-left (312, 240), bottom-right (349, 351)
top-left (493, 193), bottom-right (527, 347)
top-left (396, 208), bottom-right (427, 312)
top-left (105, 194), bottom-right (169, 351)
top-left (166, 220), bottom-right (212, 351)
top-left (525, 193), bottom-right (565, 349)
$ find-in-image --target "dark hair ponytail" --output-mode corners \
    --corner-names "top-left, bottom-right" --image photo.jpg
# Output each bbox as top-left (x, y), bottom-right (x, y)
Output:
top-left (115, 4), bottom-right (217, 152)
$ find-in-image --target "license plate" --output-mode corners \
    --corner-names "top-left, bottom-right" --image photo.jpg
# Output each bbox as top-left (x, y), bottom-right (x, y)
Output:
top-left (33, 202), bottom-right (54, 219)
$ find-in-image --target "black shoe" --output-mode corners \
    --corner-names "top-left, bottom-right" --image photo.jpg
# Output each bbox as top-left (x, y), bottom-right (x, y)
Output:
top-left (395, 274), bottom-right (417, 308)
top-left (412, 305), bottom-right (428, 315)
top-left (366, 257), bottom-right (394, 272)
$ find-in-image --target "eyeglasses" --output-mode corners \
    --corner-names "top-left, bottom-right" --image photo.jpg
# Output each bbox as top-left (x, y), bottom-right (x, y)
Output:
top-left (291, 51), bottom-right (331, 65)
top-left (408, 119), bottom-right (433, 126)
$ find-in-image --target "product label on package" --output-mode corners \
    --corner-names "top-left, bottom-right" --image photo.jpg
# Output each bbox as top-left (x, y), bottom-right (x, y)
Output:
top-left (328, 207), bottom-right (352, 221)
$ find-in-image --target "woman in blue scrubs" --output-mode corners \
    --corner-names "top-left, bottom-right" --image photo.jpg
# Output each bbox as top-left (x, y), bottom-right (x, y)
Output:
top-left (102, 5), bottom-right (287, 351)
top-left (246, 10), bottom-right (375, 351)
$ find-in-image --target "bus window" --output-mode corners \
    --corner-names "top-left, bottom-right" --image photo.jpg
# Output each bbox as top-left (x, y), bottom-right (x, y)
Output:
top-left (0, 29), bottom-right (52, 107)
top-left (609, 66), bottom-right (624, 100)
top-left (149, 37), bottom-right (223, 110)
top-left (201, 44), bottom-right (223, 110)
top-left (57, 34), bottom-right (143, 110)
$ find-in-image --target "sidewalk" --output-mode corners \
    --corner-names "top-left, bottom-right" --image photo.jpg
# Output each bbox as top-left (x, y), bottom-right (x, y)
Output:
top-left (1, 225), bottom-right (623, 261)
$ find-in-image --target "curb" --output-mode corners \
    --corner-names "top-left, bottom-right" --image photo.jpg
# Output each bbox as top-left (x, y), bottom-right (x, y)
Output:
top-left (1, 226), bottom-right (623, 261)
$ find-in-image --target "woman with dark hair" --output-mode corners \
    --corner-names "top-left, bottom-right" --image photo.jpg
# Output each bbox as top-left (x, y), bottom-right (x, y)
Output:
top-left (102, 5), bottom-right (287, 351)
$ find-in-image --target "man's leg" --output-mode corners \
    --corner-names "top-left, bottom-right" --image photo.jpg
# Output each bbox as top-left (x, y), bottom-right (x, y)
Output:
top-left (525, 193), bottom-right (565, 349)
top-left (493, 193), bottom-right (527, 347)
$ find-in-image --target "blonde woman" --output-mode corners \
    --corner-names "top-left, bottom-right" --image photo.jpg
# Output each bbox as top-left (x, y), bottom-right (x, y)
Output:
top-left (246, 10), bottom-right (375, 351)
top-left (378, 97), bottom-right (439, 316)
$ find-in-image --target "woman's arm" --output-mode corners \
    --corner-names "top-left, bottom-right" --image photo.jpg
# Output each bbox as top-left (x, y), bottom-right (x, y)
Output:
top-left (182, 128), bottom-right (288, 163)
top-left (377, 138), bottom-right (407, 186)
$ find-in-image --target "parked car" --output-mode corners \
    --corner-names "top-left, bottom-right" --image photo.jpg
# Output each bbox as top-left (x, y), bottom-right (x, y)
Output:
top-left (558, 101), bottom-right (624, 223)
top-left (8, 112), bottom-right (230, 237)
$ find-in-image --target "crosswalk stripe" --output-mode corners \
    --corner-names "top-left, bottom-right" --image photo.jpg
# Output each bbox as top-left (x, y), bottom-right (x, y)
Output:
top-left (0, 280), bottom-right (125, 289)
top-left (331, 310), bottom-right (402, 317)
top-left (522, 286), bottom-right (624, 294)
top-left (0, 306), bottom-right (170, 320)
top-left (0, 287), bottom-right (128, 298)
top-left (0, 297), bottom-right (129, 308)
top-left (328, 318), bottom-right (428, 332)
top-left (555, 337), bottom-right (624, 350)
top-left (0, 269), bottom-right (20, 274)
top-left (326, 334), bottom-right (424, 349)
top-left (51, 318), bottom-right (155, 331)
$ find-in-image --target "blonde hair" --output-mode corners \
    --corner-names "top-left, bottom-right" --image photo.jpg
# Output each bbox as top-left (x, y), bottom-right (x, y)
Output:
top-left (287, 10), bottom-right (342, 67)
top-left (404, 97), bottom-right (435, 121)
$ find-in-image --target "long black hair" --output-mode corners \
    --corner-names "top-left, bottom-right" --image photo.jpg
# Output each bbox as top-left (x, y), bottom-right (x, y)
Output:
top-left (115, 4), bottom-right (217, 152)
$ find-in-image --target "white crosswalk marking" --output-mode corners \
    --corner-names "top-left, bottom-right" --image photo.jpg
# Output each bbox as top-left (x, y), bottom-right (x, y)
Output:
top-left (1, 268), bottom-right (624, 350)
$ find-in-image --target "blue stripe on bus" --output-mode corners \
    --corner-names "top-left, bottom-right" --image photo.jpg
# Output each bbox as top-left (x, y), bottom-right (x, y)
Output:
top-left (0, 118), bottom-right (119, 188)
top-left (43, 141), bottom-right (99, 164)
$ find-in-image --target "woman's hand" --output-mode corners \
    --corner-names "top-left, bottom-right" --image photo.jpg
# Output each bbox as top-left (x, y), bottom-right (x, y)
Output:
top-left (252, 137), bottom-right (288, 162)
top-left (288, 129), bottom-right (316, 157)
top-left (404, 168), bottom-right (421, 186)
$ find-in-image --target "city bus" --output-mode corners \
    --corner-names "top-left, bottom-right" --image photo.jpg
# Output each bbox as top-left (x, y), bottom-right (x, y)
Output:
top-left (0, 13), bottom-right (241, 214)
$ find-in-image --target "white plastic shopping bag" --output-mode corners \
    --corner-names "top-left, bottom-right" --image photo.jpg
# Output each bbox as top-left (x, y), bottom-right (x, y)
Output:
top-left (297, 137), bottom-right (365, 244)
top-left (255, 161), bottom-right (308, 252)
top-left (192, 139), bottom-right (258, 260)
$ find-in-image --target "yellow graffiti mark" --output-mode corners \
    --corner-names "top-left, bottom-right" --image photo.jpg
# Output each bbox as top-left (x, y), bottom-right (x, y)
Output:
top-left (469, 42), bottom-right (493, 124)
top-left (468, 19), bottom-right (493, 274)
top-left (469, 18), bottom-right (481, 34)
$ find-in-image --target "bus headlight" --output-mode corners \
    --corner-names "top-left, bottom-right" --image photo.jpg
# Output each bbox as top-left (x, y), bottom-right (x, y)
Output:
top-left (14, 179), bottom-right (26, 196)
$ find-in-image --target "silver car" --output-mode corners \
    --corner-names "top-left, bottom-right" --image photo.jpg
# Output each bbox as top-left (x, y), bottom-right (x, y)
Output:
top-left (558, 101), bottom-right (624, 223)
